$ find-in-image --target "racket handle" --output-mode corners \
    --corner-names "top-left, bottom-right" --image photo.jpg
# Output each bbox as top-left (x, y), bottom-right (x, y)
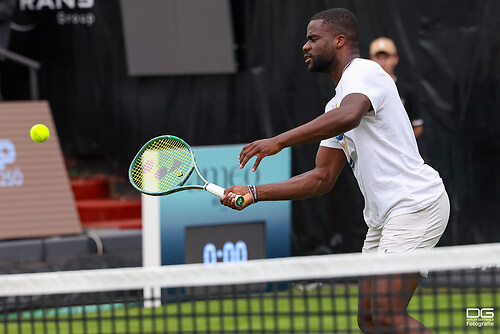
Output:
top-left (204, 183), bottom-right (244, 207)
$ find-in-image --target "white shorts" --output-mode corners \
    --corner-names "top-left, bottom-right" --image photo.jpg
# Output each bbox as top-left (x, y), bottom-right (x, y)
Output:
top-left (362, 191), bottom-right (450, 254)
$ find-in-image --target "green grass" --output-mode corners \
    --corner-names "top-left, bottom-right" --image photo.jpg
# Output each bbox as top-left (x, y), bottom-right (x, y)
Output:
top-left (2, 285), bottom-right (498, 334)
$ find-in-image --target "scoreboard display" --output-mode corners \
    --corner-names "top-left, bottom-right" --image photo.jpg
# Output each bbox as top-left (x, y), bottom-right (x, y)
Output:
top-left (185, 221), bottom-right (266, 264)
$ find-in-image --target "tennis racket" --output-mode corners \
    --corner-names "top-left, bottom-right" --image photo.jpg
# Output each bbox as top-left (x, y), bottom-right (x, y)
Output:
top-left (129, 135), bottom-right (244, 207)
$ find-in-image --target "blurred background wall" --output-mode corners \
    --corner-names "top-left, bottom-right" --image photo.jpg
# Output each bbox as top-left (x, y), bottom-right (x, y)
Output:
top-left (2, 0), bottom-right (499, 255)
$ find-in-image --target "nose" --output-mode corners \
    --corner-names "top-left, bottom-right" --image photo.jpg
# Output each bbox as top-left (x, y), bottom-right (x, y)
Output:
top-left (302, 41), bottom-right (311, 52)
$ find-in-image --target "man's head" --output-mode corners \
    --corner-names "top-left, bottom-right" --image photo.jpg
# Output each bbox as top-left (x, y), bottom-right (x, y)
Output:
top-left (369, 37), bottom-right (399, 76)
top-left (303, 8), bottom-right (360, 73)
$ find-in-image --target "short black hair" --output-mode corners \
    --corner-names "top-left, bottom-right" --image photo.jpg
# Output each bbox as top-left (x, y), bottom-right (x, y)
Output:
top-left (310, 8), bottom-right (360, 46)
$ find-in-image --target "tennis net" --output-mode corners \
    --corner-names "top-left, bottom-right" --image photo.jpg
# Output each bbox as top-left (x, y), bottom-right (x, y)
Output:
top-left (1, 243), bottom-right (499, 333)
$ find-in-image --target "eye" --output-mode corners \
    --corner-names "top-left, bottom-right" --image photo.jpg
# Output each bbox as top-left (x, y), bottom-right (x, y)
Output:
top-left (307, 36), bottom-right (318, 43)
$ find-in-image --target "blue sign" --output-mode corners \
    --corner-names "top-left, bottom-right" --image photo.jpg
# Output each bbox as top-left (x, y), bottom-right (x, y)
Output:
top-left (160, 144), bottom-right (291, 265)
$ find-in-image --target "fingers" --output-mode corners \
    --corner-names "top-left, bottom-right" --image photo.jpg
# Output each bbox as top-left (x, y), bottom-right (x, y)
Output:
top-left (238, 143), bottom-right (255, 170)
top-left (252, 156), bottom-right (262, 172)
top-left (239, 142), bottom-right (264, 171)
top-left (220, 186), bottom-right (253, 210)
top-left (220, 192), bottom-right (243, 210)
top-left (220, 187), bottom-right (239, 209)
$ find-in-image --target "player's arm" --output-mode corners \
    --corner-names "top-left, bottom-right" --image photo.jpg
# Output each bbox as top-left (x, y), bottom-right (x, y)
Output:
top-left (411, 118), bottom-right (424, 138)
top-left (221, 146), bottom-right (346, 210)
top-left (413, 124), bottom-right (423, 138)
top-left (239, 93), bottom-right (371, 171)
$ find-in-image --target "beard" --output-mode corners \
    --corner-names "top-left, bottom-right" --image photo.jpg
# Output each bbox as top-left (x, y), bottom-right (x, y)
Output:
top-left (308, 53), bottom-right (335, 73)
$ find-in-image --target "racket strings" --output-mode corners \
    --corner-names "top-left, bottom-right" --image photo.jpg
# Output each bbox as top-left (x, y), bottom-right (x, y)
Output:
top-left (131, 137), bottom-right (192, 192)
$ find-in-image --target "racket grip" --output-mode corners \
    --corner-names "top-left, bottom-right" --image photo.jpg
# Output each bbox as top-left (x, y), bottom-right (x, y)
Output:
top-left (205, 183), bottom-right (225, 197)
top-left (204, 183), bottom-right (244, 207)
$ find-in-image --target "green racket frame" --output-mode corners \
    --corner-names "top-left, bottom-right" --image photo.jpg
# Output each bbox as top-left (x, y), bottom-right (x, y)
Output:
top-left (129, 135), bottom-right (244, 207)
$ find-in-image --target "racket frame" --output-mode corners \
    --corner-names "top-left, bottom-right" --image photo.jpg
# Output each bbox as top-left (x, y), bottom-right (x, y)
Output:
top-left (129, 135), bottom-right (243, 206)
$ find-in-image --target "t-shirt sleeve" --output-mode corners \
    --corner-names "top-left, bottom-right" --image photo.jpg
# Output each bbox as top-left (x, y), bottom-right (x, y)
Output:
top-left (320, 137), bottom-right (342, 149)
top-left (340, 65), bottom-right (390, 113)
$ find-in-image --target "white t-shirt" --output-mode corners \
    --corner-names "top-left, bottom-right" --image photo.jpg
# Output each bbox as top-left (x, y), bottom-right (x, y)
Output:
top-left (320, 58), bottom-right (444, 228)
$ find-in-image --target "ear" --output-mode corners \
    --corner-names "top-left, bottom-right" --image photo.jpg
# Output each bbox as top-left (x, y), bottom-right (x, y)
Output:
top-left (393, 55), bottom-right (400, 66)
top-left (334, 34), bottom-right (346, 48)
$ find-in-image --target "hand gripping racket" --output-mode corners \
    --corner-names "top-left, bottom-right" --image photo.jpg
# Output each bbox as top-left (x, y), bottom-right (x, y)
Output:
top-left (129, 135), bottom-right (244, 207)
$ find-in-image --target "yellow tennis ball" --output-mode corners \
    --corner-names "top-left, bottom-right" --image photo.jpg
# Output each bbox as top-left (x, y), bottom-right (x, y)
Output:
top-left (30, 124), bottom-right (50, 143)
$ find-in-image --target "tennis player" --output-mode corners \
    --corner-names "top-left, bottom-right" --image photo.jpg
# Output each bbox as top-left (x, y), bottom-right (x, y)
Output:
top-left (221, 8), bottom-right (449, 334)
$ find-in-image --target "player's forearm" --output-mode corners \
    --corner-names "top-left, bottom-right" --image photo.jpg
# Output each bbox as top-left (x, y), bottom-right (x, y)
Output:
top-left (256, 169), bottom-right (334, 201)
top-left (274, 106), bottom-right (361, 149)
